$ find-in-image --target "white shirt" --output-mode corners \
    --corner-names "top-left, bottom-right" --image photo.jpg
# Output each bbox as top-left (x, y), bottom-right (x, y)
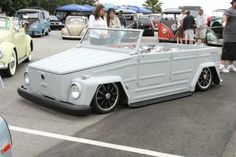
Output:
top-left (88, 15), bottom-right (107, 28)
top-left (196, 14), bottom-right (207, 29)
top-left (177, 13), bottom-right (186, 27)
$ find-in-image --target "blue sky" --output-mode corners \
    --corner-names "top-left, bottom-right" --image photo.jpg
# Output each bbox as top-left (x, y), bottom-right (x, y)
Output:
top-left (98, 0), bottom-right (231, 15)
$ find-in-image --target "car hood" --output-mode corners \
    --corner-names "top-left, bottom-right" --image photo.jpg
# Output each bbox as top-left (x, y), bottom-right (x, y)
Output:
top-left (66, 24), bottom-right (85, 36)
top-left (29, 47), bottom-right (132, 75)
top-left (0, 30), bottom-right (10, 43)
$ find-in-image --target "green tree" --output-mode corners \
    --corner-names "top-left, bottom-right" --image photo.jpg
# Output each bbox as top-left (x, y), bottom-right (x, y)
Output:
top-left (142, 0), bottom-right (163, 13)
top-left (0, 0), bottom-right (14, 15)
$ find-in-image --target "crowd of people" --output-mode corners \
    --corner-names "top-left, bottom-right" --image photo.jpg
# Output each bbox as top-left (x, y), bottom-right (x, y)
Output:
top-left (176, 8), bottom-right (208, 45)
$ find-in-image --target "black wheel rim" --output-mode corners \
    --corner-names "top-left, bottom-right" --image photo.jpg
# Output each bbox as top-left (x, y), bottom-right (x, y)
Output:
top-left (198, 68), bottom-right (212, 89)
top-left (95, 83), bottom-right (119, 111)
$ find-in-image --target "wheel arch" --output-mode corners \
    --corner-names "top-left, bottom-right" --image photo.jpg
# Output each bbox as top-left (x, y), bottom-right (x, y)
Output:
top-left (70, 76), bottom-right (130, 107)
top-left (190, 62), bottom-right (220, 91)
top-left (0, 42), bottom-right (17, 64)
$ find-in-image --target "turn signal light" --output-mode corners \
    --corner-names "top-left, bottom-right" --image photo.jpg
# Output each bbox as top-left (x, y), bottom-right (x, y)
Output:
top-left (1, 142), bottom-right (11, 154)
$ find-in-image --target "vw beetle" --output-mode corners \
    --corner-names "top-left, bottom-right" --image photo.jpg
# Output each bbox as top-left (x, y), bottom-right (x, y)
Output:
top-left (18, 28), bottom-right (221, 115)
top-left (0, 16), bottom-right (33, 76)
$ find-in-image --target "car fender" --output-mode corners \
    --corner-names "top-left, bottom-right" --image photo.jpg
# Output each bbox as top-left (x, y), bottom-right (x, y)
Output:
top-left (0, 42), bottom-right (15, 64)
top-left (69, 76), bottom-right (130, 106)
top-left (26, 35), bottom-right (33, 55)
top-left (61, 28), bottom-right (67, 36)
top-left (190, 62), bottom-right (221, 91)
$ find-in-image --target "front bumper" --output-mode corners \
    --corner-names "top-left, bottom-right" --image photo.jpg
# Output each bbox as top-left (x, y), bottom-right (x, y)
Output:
top-left (0, 61), bottom-right (8, 69)
top-left (17, 86), bottom-right (91, 116)
top-left (62, 35), bottom-right (82, 39)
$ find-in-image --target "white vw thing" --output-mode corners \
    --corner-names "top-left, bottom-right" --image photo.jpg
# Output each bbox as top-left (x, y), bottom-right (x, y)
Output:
top-left (18, 28), bottom-right (221, 115)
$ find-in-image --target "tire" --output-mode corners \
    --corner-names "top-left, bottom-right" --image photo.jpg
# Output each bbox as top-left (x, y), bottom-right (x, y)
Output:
top-left (91, 83), bottom-right (120, 114)
top-left (196, 67), bottom-right (213, 91)
top-left (4, 50), bottom-right (17, 77)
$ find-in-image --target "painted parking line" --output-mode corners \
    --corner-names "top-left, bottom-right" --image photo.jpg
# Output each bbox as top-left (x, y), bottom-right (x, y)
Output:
top-left (9, 125), bottom-right (184, 157)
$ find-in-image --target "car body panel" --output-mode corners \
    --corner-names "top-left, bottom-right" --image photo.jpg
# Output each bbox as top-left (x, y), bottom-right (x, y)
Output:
top-left (0, 116), bottom-right (13, 157)
top-left (16, 9), bottom-right (50, 36)
top-left (18, 28), bottom-right (220, 114)
top-left (0, 16), bottom-right (32, 71)
top-left (61, 16), bottom-right (88, 39)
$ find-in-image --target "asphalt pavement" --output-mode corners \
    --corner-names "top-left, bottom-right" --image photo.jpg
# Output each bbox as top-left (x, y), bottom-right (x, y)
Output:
top-left (0, 31), bottom-right (235, 157)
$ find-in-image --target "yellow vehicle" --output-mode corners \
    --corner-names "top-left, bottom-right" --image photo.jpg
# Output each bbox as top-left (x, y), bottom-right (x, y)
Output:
top-left (0, 16), bottom-right (33, 76)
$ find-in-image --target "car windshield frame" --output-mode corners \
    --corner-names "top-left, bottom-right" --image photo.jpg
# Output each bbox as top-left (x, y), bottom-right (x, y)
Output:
top-left (79, 28), bottom-right (143, 54)
top-left (0, 17), bottom-right (10, 30)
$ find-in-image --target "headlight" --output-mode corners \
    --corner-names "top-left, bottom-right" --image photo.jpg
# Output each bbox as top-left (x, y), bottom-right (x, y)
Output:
top-left (24, 72), bottom-right (29, 85)
top-left (0, 50), bottom-right (3, 59)
top-left (70, 83), bottom-right (81, 99)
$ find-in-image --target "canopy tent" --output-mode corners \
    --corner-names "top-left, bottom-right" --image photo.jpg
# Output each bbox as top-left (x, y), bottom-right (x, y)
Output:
top-left (114, 5), bottom-right (152, 14)
top-left (56, 4), bottom-right (93, 12)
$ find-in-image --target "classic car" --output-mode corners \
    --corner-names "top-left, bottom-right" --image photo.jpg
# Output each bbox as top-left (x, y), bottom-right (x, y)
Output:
top-left (0, 116), bottom-right (13, 157)
top-left (17, 28), bottom-right (221, 115)
top-left (205, 17), bottom-right (223, 46)
top-left (158, 8), bottom-right (181, 42)
top-left (0, 16), bottom-right (33, 77)
top-left (16, 8), bottom-right (50, 37)
top-left (130, 15), bottom-right (155, 36)
top-left (49, 15), bottom-right (64, 30)
top-left (61, 16), bottom-right (88, 40)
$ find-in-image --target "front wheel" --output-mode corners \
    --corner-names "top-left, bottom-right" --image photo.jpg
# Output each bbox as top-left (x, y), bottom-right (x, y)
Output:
top-left (4, 50), bottom-right (17, 77)
top-left (91, 83), bottom-right (120, 114)
top-left (196, 67), bottom-right (213, 91)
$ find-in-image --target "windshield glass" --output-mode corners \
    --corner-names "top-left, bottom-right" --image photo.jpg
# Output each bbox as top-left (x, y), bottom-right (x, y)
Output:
top-left (162, 13), bottom-right (180, 20)
top-left (212, 11), bottom-right (224, 17)
top-left (0, 18), bottom-right (10, 30)
top-left (17, 12), bottom-right (39, 19)
top-left (66, 17), bottom-right (85, 25)
top-left (81, 28), bottom-right (141, 52)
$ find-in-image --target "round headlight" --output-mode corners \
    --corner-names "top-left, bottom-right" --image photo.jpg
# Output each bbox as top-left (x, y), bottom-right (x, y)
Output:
top-left (0, 50), bottom-right (3, 59)
top-left (24, 72), bottom-right (29, 85)
top-left (70, 83), bottom-right (81, 99)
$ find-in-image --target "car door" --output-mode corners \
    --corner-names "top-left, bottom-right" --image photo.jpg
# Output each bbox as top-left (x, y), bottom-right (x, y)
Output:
top-left (13, 19), bottom-right (27, 59)
top-left (0, 117), bottom-right (13, 157)
top-left (136, 51), bottom-right (171, 101)
top-left (170, 50), bottom-right (197, 91)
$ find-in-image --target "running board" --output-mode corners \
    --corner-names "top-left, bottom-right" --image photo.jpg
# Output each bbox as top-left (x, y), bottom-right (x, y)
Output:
top-left (129, 92), bottom-right (193, 108)
top-left (18, 56), bottom-right (28, 64)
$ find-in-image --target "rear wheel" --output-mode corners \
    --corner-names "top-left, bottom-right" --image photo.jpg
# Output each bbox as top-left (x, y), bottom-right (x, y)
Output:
top-left (4, 50), bottom-right (17, 77)
top-left (91, 83), bottom-right (120, 114)
top-left (196, 67), bottom-right (212, 91)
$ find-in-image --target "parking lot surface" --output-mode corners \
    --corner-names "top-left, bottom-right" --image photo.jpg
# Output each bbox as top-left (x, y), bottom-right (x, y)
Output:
top-left (0, 31), bottom-right (235, 157)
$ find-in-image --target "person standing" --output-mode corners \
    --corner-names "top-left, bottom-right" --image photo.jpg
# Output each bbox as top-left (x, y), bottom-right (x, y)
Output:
top-left (107, 8), bottom-right (121, 28)
top-left (195, 9), bottom-right (208, 44)
top-left (220, 0), bottom-right (236, 73)
top-left (183, 11), bottom-right (195, 44)
top-left (88, 4), bottom-right (107, 28)
top-left (176, 9), bottom-right (186, 44)
top-left (118, 10), bottom-right (126, 28)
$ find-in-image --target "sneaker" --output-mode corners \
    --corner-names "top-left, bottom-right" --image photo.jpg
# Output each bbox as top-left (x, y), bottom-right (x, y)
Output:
top-left (220, 64), bottom-right (229, 73)
top-left (227, 64), bottom-right (236, 72)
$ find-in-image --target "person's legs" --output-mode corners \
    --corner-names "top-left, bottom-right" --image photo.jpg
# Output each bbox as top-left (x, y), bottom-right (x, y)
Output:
top-left (189, 29), bottom-right (194, 44)
top-left (185, 30), bottom-right (189, 44)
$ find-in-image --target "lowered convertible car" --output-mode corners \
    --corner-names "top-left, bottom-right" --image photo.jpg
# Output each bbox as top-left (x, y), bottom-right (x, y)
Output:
top-left (61, 16), bottom-right (88, 40)
top-left (18, 28), bottom-right (221, 115)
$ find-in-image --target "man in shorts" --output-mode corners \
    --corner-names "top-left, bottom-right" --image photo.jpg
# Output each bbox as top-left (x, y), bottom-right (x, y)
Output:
top-left (183, 11), bottom-right (195, 44)
top-left (195, 9), bottom-right (207, 44)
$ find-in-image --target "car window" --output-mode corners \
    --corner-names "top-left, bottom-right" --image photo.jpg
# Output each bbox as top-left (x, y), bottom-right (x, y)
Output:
top-left (81, 28), bottom-right (142, 52)
top-left (0, 17), bottom-right (10, 30)
top-left (139, 18), bottom-right (152, 25)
